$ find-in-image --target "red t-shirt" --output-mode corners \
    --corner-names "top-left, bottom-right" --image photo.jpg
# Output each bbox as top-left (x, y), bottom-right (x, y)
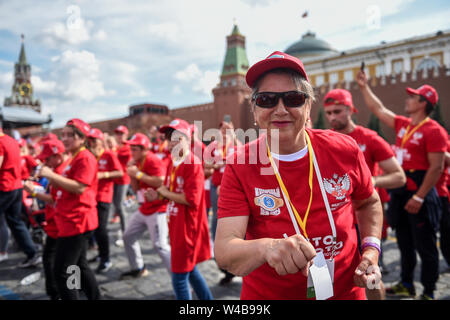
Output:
top-left (54, 149), bottom-right (99, 237)
top-left (44, 159), bottom-right (71, 239)
top-left (138, 151), bottom-right (167, 215)
top-left (97, 150), bottom-right (123, 203)
top-left (151, 141), bottom-right (171, 172)
top-left (165, 152), bottom-right (211, 273)
top-left (394, 116), bottom-right (447, 171)
top-left (436, 138), bottom-right (450, 198)
top-left (114, 144), bottom-right (131, 185)
top-left (0, 134), bottom-right (22, 191)
top-left (191, 139), bottom-right (206, 164)
top-left (347, 126), bottom-right (394, 203)
top-left (218, 129), bottom-right (373, 300)
top-left (207, 140), bottom-right (242, 187)
top-left (21, 154), bottom-right (38, 180)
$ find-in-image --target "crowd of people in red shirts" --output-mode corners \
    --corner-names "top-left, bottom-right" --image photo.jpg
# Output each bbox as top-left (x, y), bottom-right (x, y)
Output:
top-left (0, 52), bottom-right (449, 301)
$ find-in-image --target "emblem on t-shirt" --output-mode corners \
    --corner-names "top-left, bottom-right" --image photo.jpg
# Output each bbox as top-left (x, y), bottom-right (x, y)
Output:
top-left (358, 144), bottom-right (366, 152)
top-left (410, 132), bottom-right (423, 145)
top-left (323, 173), bottom-right (350, 200)
top-left (398, 127), bottom-right (406, 139)
top-left (254, 187), bottom-right (284, 216)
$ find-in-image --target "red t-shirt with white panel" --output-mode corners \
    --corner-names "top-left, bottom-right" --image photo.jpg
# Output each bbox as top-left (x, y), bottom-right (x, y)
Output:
top-left (218, 129), bottom-right (374, 300)
top-left (347, 125), bottom-right (395, 203)
top-left (165, 152), bottom-right (211, 273)
top-left (0, 134), bottom-right (22, 191)
top-left (54, 149), bottom-right (98, 237)
top-left (394, 115), bottom-right (447, 171)
top-left (113, 144), bottom-right (131, 185)
top-left (97, 150), bottom-right (123, 203)
top-left (138, 151), bottom-right (167, 215)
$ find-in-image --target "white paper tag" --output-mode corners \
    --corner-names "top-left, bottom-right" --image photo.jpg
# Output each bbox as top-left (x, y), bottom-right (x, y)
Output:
top-left (395, 149), bottom-right (404, 166)
top-left (308, 252), bottom-right (334, 300)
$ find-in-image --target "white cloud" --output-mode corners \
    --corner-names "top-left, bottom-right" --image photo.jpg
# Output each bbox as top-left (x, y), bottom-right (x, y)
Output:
top-left (174, 63), bottom-right (202, 81)
top-left (49, 50), bottom-right (107, 101)
top-left (174, 63), bottom-right (219, 96)
top-left (41, 20), bottom-right (91, 47)
top-left (30, 75), bottom-right (56, 95)
top-left (148, 22), bottom-right (180, 43)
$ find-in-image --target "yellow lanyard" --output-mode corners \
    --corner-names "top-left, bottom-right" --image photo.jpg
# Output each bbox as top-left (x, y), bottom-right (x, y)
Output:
top-left (266, 132), bottom-right (314, 240)
top-left (169, 164), bottom-right (180, 192)
top-left (401, 117), bottom-right (429, 148)
top-left (96, 149), bottom-right (104, 161)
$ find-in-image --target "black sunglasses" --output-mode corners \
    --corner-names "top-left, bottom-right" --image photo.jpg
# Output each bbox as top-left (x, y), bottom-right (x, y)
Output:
top-left (252, 91), bottom-right (309, 108)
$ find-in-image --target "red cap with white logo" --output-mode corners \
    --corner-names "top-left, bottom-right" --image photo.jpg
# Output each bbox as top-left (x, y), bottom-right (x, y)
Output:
top-left (37, 139), bottom-right (65, 161)
top-left (88, 128), bottom-right (104, 140)
top-left (159, 118), bottom-right (192, 139)
top-left (323, 89), bottom-right (358, 113)
top-left (114, 125), bottom-right (129, 135)
top-left (125, 133), bottom-right (150, 149)
top-left (245, 51), bottom-right (309, 88)
top-left (406, 84), bottom-right (438, 106)
top-left (66, 118), bottom-right (91, 137)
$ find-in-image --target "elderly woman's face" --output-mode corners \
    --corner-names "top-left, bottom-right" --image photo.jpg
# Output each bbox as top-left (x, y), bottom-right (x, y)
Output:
top-left (253, 72), bottom-right (311, 143)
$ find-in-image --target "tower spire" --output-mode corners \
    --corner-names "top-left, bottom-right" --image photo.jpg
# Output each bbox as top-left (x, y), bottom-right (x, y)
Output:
top-left (18, 34), bottom-right (27, 65)
top-left (221, 23), bottom-right (249, 77)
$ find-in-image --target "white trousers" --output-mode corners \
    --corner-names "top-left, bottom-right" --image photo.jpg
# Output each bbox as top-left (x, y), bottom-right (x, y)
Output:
top-left (123, 210), bottom-right (171, 272)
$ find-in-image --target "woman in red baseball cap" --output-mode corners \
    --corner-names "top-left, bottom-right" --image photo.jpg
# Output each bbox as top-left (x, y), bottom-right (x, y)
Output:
top-left (24, 138), bottom-right (69, 300)
top-left (36, 118), bottom-right (100, 300)
top-left (155, 119), bottom-right (213, 300)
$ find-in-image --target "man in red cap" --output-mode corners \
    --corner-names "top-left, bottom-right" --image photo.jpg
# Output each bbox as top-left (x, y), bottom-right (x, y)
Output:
top-left (0, 129), bottom-right (40, 267)
top-left (357, 71), bottom-right (447, 299)
top-left (24, 138), bottom-right (69, 299)
top-left (215, 51), bottom-right (383, 300)
top-left (120, 132), bottom-right (171, 279)
top-left (323, 88), bottom-right (406, 274)
top-left (112, 125), bottom-right (131, 244)
top-left (87, 128), bottom-right (123, 273)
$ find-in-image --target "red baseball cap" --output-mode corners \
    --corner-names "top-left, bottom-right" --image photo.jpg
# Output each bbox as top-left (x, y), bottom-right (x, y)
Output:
top-left (126, 133), bottom-right (150, 149)
top-left (18, 138), bottom-right (27, 148)
top-left (37, 139), bottom-right (65, 161)
top-left (159, 118), bottom-right (192, 139)
top-left (406, 85), bottom-right (438, 106)
top-left (323, 89), bottom-right (358, 113)
top-left (88, 128), bottom-right (104, 140)
top-left (245, 51), bottom-right (309, 88)
top-left (66, 118), bottom-right (91, 137)
top-left (114, 125), bottom-right (129, 135)
top-left (40, 133), bottom-right (58, 142)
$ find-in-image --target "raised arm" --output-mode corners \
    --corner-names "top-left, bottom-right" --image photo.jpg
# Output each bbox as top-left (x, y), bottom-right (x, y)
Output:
top-left (356, 70), bottom-right (396, 129)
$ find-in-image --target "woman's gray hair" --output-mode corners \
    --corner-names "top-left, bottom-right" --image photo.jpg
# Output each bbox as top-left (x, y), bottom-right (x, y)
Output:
top-left (251, 68), bottom-right (315, 103)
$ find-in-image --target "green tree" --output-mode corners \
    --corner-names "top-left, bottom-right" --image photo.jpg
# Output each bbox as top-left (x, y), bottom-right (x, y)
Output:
top-left (430, 100), bottom-right (447, 132)
top-left (368, 113), bottom-right (386, 140)
top-left (314, 108), bottom-right (326, 129)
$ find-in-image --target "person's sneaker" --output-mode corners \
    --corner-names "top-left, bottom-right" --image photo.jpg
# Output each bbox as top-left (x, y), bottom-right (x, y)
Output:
top-left (96, 260), bottom-right (113, 274)
top-left (386, 282), bottom-right (416, 297)
top-left (0, 252), bottom-right (8, 263)
top-left (219, 272), bottom-right (235, 286)
top-left (115, 239), bottom-right (124, 247)
top-left (419, 293), bottom-right (434, 300)
top-left (119, 268), bottom-right (149, 280)
top-left (18, 254), bottom-right (42, 268)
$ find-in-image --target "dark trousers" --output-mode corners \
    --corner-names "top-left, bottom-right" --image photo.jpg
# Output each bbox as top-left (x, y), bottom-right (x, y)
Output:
top-left (440, 196), bottom-right (450, 266)
top-left (54, 231), bottom-right (101, 300)
top-left (43, 235), bottom-right (59, 300)
top-left (0, 188), bottom-right (36, 258)
top-left (95, 202), bottom-right (112, 262)
top-left (396, 210), bottom-right (439, 294)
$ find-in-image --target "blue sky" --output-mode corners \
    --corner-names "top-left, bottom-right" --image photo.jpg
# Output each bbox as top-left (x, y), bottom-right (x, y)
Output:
top-left (0, 0), bottom-right (449, 128)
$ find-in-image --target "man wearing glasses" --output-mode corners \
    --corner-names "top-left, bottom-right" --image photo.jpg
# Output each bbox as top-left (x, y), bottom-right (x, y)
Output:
top-left (214, 51), bottom-right (384, 300)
